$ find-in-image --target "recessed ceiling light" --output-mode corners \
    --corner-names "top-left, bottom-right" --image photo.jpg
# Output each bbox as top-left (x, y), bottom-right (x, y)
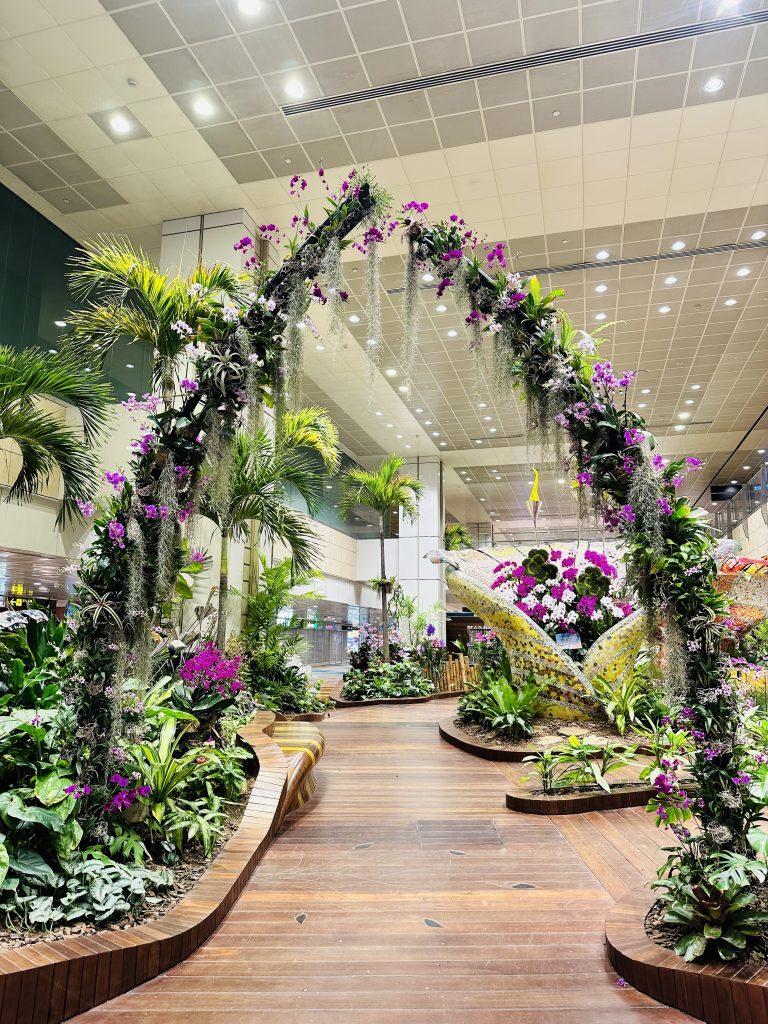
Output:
top-left (685, 399), bottom-right (694, 405)
top-left (704, 76), bottom-right (725, 93)
top-left (439, 441), bottom-right (446, 446)
top-left (435, 304), bottom-right (447, 312)
top-left (483, 415), bottom-right (492, 421)
top-left (238, 0), bottom-right (261, 12)
top-left (724, 297), bottom-right (737, 306)
top-left (432, 431), bottom-right (440, 437)
top-left (495, 476), bottom-right (501, 481)
top-left (595, 312), bottom-right (606, 321)
top-left (415, 407), bottom-right (423, 413)
top-left (125, 362), bottom-right (135, 368)
top-left (375, 411), bottom-right (382, 416)
top-left (447, 329), bottom-right (458, 338)
top-left (193, 97), bottom-right (215, 117)
top-left (690, 384), bottom-right (701, 390)
top-left (348, 314), bottom-right (360, 323)
top-left (664, 275), bottom-right (678, 285)
top-left (674, 424), bottom-right (686, 431)
top-left (54, 320), bottom-right (66, 327)
top-left (475, 439), bottom-right (483, 444)
top-left (594, 284), bottom-right (607, 293)
top-left (489, 427), bottom-right (497, 432)
top-left (110, 113), bottom-right (132, 135)
top-left (480, 497), bottom-right (486, 502)
top-left (595, 249), bottom-right (610, 260)
top-left (315, 343), bottom-right (325, 351)
top-left (552, 109), bottom-right (560, 117)
top-left (678, 412), bottom-right (691, 420)
top-left (367, 338), bottom-right (377, 346)
top-left (284, 79), bottom-right (304, 100)
top-left (758, 449), bottom-right (766, 454)
top-left (396, 433), bottom-right (403, 439)
top-left (736, 267), bottom-right (750, 277)
top-left (398, 384), bottom-right (408, 392)
top-left (558, 478), bottom-right (565, 484)
top-left (422, 272), bottom-right (434, 283)
top-left (424, 420), bottom-right (432, 425)
top-left (751, 229), bottom-right (766, 240)
top-left (478, 402), bottom-right (487, 408)
top-left (671, 240), bottom-right (686, 251)
top-left (386, 423), bottom-right (393, 428)
top-left (638, 403), bottom-right (647, 409)
top-left (658, 305), bottom-right (671, 314)
top-left (48, 348), bottom-right (57, 354)
top-left (641, 388), bottom-right (651, 394)
top-left (405, 444), bottom-right (412, 448)
top-left (743, 465), bottom-right (751, 470)
top-left (731, 479), bottom-right (739, 484)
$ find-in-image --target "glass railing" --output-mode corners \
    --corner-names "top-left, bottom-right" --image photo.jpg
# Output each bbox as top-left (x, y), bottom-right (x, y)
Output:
top-left (712, 462), bottom-right (768, 539)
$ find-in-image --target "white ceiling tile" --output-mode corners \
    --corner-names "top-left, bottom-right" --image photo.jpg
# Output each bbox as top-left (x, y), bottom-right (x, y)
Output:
top-left (628, 108), bottom-right (683, 147)
top-left (400, 150), bottom-right (450, 181)
top-left (183, 158), bottom-right (241, 190)
top-left (583, 202), bottom-right (626, 228)
top-left (117, 137), bottom-right (178, 172)
top-left (535, 124), bottom-right (582, 160)
top-left (582, 118), bottom-right (631, 153)
top-left (145, 164), bottom-right (198, 196)
top-left (38, 0), bottom-right (104, 24)
top-left (14, 78), bottom-right (81, 120)
top-left (625, 170), bottom-right (672, 200)
top-left (709, 183), bottom-right (761, 210)
top-left (721, 127), bottom-right (768, 161)
top-left (582, 149), bottom-right (627, 182)
top-left (99, 58), bottom-right (167, 103)
top-left (18, 27), bottom-right (92, 77)
top-left (584, 178), bottom-right (626, 206)
top-left (50, 114), bottom-right (110, 151)
top-left (56, 67), bottom-right (121, 111)
top-left (664, 189), bottom-right (713, 216)
top-left (106, 171), bottom-right (163, 203)
top-left (670, 164), bottom-right (718, 193)
top-left (543, 206), bottom-right (583, 232)
top-left (62, 15), bottom-right (138, 67)
top-left (714, 157), bottom-right (765, 188)
top-left (0, 36), bottom-right (50, 84)
top-left (452, 169), bottom-right (498, 200)
top-left (160, 129), bottom-right (217, 164)
top-left (127, 96), bottom-right (192, 136)
top-left (538, 159), bottom-right (582, 188)
top-left (489, 134), bottom-right (537, 167)
top-left (501, 189), bottom-right (543, 219)
top-left (729, 94), bottom-right (768, 131)
top-left (443, 141), bottom-right (492, 175)
top-left (679, 99), bottom-right (736, 139)
top-left (0, 0), bottom-right (56, 34)
top-left (675, 134), bottom-right (726, 168)
top-left (627, 141), bottom-right (677, 175)
top-left (80, 144), bottom-right (138, 177)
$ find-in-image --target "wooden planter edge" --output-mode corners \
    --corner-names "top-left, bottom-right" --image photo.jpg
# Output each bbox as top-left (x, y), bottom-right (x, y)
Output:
top-left (506, 783), bottom-right (656, 815)
top-left (330, 682), bottom-right (464, 708)
top-left (0, 711), bottom-right (291, 1024)
top-left (605, 884), bottom-right (768, 1024)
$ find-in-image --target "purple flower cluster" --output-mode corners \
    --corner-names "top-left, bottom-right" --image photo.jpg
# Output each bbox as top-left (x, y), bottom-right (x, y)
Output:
top-left (179, 641), bottom-right (244, 697)
top-left (105, 773), bottom-right (151, 813)
top-left (76, 499), bottom-right (96, 517)
top-left (63, 782), bottom-right (91, 800)
top-left (104, 471), bottom-right (126, 491)
top-left (108, 519), bottom-right (125, 549)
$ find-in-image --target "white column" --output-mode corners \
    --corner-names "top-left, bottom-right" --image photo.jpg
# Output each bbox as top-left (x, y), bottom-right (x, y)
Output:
top-left (399, 456), bottom-right (445, 638)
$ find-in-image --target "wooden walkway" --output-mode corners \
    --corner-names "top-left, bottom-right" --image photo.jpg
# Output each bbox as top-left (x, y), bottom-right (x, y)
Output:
top-left (74, 700), bottom-right (694, 1023)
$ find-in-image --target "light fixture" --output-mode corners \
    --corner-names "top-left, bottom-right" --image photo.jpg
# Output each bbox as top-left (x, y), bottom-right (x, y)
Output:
top-left (751, 229), bottom-right (766, 240)
top-left (744, 465), bottom-right (751, 470)
top-left (671, 240), bottom-right (686, 251)
top-left (595, 312), bottom-right (606, 321)
top-left (284, 79), bottom-right (305, 100)
top-left (483, 415), bottom-right (492, 421)
top-left (480, 497), bottom-right (486, 502)
top-left (375, 411), bottom-right (382, 416)
top-left (424, 420), bottom-right (432, 425)
top-left (367, 338), bottom-right (377, 346)
top-left (193, 97), bottom-right (215, 117)
top-left (704, 76), bottom-right (725, 93)
top-left (54, 320), bottom-right (66, 327)
top-left (638, 403), bottom-right (647, 409)
top-left (432, 431), bottom-right (440, 437)
top-left (422, 272), bottom-right (434, 283)
top-left (674, 424), bottom-right (686, 431)
top-left (475, 439), bottom-right (483, 444)
top-left (724, 298), bottom-right (737, 306)
top-left (396, 433), bottom-right (403, 439)
top-left (398, 385), bottom-right (408, 392)
top-left (558, 478), bottom-right (565, 484)
top-left (348, 314), bottom-right (360, 323)
top-left (489, 427), bottom-right (497, 432)
top-left (405, 444), bottom-right (412, 449)
top-left (658, 305), bottom-right (671, 314)
top-left (415, 407), bottom-right (423, 413)
top-left (447, 329), bottom-right (458, 338)
top-left (110, 113), bottom-right (132, 135)
top-left (435, 304), bottom-right (447, 313)
top-left (314, 343), bottom-right (325, 351)
top-left (552, 109), bottom-right (560, 118)
top-left (641, 388), bottom-right (651, 394)
top-left (736, 267), bottom-right (750, 277)
top-left (386, 423), bottom-right (393, 428)
top-left (238, 0), bottom-right (261, 12)
top-left (125, 362), bottom-right (134, 368)
top-left (685, 399), bottom-right (694, 405)
top-left (439, 441), bottom-right (446, 446)
top-left (690, 384), bottom-right (701, 390)
top-left (758, 449), bottom-right (766, 454)
top-left (594, 284), bottom-right (607, 293)
top-left (678, 412), bottom-right (691, 420)
top-left (664, 275), bottom-right (678, 285)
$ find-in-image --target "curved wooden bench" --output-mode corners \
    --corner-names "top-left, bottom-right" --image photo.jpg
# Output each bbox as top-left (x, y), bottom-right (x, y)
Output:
top-left (606, 885), bottom-right (768, 1023)
top-left (0, 711), bottom-right (325, 1024)
top-left (272, 721), bottom-right (326, 816)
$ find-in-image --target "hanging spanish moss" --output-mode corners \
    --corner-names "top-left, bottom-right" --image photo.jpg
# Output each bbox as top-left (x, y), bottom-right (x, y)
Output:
top-left (285, 278), bottom-right (310, 407)
top-left (661, 612), bottom-right (688, 705)
top-left (365, 238), bottom-right (383, 386)
top-left (400, 238), bottom-right (420, 388)
top-left (236, 324), bottom-right (262, 434)
top-left (126, 515), bottom-right (147, 620)
top-left (155, 455), bottom-right (179, 603)
top-left (321, 236), bottom-right (345, 339)
top-left (203, 417), bottom-right (233, 525)
top-left (627, 447), bottom-right (664, 557)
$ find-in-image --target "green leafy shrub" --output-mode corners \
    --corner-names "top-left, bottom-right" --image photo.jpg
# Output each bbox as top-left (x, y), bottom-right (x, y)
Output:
top-left (590, 673), bottom-right (666, 736)
top-left (340, 661), bottom-right (432, 701)
top-left (524, 736), bottom-right (637, 793)
top-left (458, 675), bottom-right (541, 738)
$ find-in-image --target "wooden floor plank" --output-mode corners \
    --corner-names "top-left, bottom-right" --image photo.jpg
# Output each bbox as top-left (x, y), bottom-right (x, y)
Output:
top-left (72, 700), bottom-right (695, 1023)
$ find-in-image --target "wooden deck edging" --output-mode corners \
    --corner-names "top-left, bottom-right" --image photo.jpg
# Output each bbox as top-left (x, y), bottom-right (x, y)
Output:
top-left (331, 681), bottom-right (463, 708)
top-left (605, 884), bottom-right (768, 1023)
top-left (506, 782), bottom-right (656, 815)
top-left (0, 711), bottom-right (297, 1024)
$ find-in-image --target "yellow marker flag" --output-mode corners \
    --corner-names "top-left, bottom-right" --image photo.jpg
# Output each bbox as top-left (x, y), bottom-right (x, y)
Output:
top-left (527, 467), bottom-right (541, 530)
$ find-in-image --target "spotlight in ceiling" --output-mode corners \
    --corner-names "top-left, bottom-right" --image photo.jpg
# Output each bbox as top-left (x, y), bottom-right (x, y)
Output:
top-left (439, 441), bottom-right (446, 446)
top-left (690, 384), bottom-right (701, 390)
top-left (284, 78), bottom-right (304, 99)
top-left (348, 314), bottom-right (360, 323)
top-left (641, 388), bottom-right (652, 394)
top-left (110, 113), bottom-right (132, 135)
top-left (483, 415), bottom-right (492, 421)
top-left (375, 411), bottom-right (382, 416)
top-left (658, 305), bottom-right (671, 314)
top-left (314, 343), bottom-right (325, 351)
top-left (594, 284), bottom-right (607, 293)
top-left (489, 427), bottom-right (497, 432)
top-left (731, 479), bottom-right (739, 484)
top-left (435, 304), bottom-right (447, 312)
top-left (671, 240), bottom-right (687, 251)
top-left (664, 275), bottom-right (678, 285)
top-left (475, 439), bottom-right (483, 444)
top-left (685, 399), bottom-right (694, 405)
top-left (48, 348), bottom-right (57, 354)
top-left (736, 267), bottom-right (750, 277)
top-left (193, 97), bottom-right (215, 117)
top-left (674, 424), bottom-right (686, 431)
top-left (595, 249), bottom-right (610, 260)
top-left (238, 0), bottom-right (261, 12)
top-left (447, 329), bottom-right (458, 338)
top-left (678, 412), bottom-right (691, 420)
top-left (558, 478), bottom-right (565, 484)
top-left (432, 431), bottom-right (440, 437)
top-left (743, 465), bottom-right (751, 470)
top-left (367, 338), bottom-right (377, 346)
top-left (424, 420), bottom-right (432, 425)
top-left (638, 403), bottom-right (647, 409)
top-left (398, 384), bottom-right (408, 392)
top-left (704, 76), bottom-right (725, 93)
top-left (758, 449), bottom-right (766, 454)
top-left (422, 272), bottom-right (434, 283)
top-left (478, 402), bottom-right (487, 408)
top-left (594, 312), bottom-right (606, 321)
top-left (54, 320), bottom-right (67, 327)
top-left (751, 229), bottom-right (766, 240)
top-left (405, 443), bottom-right (412, 448)
top-left (724, 298), bottom-right (737, 306)
top-left (125, 362), bottom-right (135, 368)
top-left (480, 497), bottom-right (486, 502)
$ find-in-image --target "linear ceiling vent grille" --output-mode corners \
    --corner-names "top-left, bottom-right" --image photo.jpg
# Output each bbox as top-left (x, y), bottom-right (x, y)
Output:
top-left (283, 12), bottom-right (768, 114)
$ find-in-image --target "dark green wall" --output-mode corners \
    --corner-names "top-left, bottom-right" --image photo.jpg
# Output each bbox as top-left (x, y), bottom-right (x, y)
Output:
top-left (0, 182), bottom-right (150, 398)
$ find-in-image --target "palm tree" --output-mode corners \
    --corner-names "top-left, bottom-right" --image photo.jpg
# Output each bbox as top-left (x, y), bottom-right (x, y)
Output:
top-left (0, 346), bottom-right (112, 524)
top-left (339, 455), bottom-right (424, 662)
top-left (444, 522), bottom-right (474, 550)
top-left (64, 236), bottom-right (244, 397)
top-left (201, 408), bottom-right (339, 648)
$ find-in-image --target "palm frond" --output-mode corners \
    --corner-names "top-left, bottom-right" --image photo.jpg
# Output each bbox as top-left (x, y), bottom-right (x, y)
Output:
top-left (67, 235), bottom-right (165, 306)
top-left (338, 453), bottom-right (424, 524)
top-left (279, 406), bottom-right (340, 473)
top-left (0, 346), bottom-right (112, 443)
top-left (63, 301), bottom-right (159, 366)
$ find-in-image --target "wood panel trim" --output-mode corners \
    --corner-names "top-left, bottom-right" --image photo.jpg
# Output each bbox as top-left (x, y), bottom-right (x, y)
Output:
top-left (506, 783), bottom-right (656, 815)
top-left (605, 884), bottom-right (768, 1024)
top-left (0, 712), bottom-right (292, 1024)
top-left (331, 682), bottom-right (464, 708)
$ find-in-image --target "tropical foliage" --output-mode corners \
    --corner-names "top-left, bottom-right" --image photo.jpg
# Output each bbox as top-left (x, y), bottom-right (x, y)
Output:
top-left (444, 522), bottom-right (473, 550)
top-left (458, 675), bottom-right (541, 738)
top-left (340, 661), bottom-right (432, 702)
